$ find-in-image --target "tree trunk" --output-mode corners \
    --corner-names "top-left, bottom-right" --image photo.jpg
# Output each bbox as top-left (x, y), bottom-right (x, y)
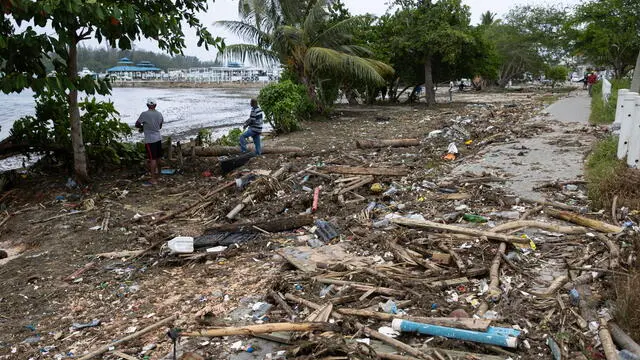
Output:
top-left (67, 34), bottom-right (89, 182)
top-left (424, 57), bottom-right (435, 105)
top-left (631, 49), bottom-right (640, 92)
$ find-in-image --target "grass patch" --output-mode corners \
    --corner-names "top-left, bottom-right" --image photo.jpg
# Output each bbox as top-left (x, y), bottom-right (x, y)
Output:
top-left (585, 135), bottom-right (640, 209)
top-left (589, 79), bottom-right (630, 125)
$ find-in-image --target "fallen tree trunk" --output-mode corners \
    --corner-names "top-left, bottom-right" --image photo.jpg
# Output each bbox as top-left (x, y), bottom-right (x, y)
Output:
top-left (194, 145), bottom-right (303, 157)
top-left (205, 214), bottom-right (313, 234)
top-left (545, 208), bottom-right (623, 233)
top-left (323, 166), bottom-right (409, 177)
top-left (356, 139), bottom-right (420, 149)
top-left (391, 218), bottom-right (529, 244)
top-left (181, 322), bottom-right (331, 337)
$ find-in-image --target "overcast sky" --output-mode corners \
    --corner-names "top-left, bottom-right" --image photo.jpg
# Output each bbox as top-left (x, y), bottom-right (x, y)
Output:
top-left (131, 0), bottom-right (583, 62)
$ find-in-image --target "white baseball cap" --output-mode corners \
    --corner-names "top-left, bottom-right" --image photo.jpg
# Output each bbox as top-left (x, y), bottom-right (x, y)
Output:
top-left (146, 98), bottom-right (157, 106)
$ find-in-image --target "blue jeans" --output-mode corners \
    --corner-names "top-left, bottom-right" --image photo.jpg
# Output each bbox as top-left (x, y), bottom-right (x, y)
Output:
top-left (240, 129), bottom-right (262, 155)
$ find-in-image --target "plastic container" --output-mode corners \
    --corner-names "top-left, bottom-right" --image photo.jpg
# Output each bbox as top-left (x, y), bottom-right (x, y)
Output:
top-left (167, 236), bottom-right (194, 254)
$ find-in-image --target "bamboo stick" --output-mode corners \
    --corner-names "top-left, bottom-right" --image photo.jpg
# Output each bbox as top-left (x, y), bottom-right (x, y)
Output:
top-left (77, 315), bottom-right (177, 360)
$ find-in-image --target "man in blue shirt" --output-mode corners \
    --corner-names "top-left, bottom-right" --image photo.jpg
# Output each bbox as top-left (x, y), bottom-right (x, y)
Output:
top-left (240, 98), bottom-right (263, 155)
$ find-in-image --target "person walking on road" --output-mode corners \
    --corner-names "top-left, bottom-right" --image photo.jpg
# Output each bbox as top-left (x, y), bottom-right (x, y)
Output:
top-left (135, 98), bottom-right (164, 185)
top-left (587, 72), bottom-right (598, 96)
top-left (240, 98), bottom-right (264, 155)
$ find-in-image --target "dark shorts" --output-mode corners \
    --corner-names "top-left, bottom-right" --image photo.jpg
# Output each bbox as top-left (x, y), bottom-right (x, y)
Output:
top-left (145, 141), bottom-right (162, 160)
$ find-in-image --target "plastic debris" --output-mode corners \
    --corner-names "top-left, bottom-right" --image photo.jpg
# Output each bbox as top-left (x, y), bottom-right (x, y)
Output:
top-left (314, 220), bottom-right (339, 242)
top-left (71, 319), bottom-right (101, 330)
top-left (167, 236), bottom-right (194, 254)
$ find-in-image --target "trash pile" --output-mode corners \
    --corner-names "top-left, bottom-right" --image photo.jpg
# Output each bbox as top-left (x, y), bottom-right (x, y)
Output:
top-left (2, 97), bottom-right (635, 360)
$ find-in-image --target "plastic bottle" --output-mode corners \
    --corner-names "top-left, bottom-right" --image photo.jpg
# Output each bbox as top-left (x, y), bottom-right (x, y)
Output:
top-left (462, 214), bottom-right (488, 223)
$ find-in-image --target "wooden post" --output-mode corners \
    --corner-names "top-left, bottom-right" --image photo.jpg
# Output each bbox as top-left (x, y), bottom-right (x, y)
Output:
top-left (391, 217), bottom-right (530, 244)
top-left (545, 208), bottom-right (623, 233)
top-left (177, 141), bottom-right (183, 168)
top-left (166, 136), bottom-right (173, 161)
top-left (181, 322), bottom-right (331, 337)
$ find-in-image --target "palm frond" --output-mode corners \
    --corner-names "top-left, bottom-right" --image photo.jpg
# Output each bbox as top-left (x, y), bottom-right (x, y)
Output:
top-left (214, 20), bottom-right (270, 46)
top-left (305, 47), bottom-right (388, 85)
top-left (216, 44), bottom-right (280, 68)
top-left (303, 0), bottom-right (329, 41)
top-left (337, 44), bottom-right (373, 57)
top-left (273, 25), bottom-right (305, 58)
top-left (312, 16), bottom-right (369, 49)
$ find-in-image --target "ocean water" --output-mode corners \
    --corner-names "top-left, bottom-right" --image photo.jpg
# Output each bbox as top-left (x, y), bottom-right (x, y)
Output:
top-left (0, 86), bottom-right (262, 142)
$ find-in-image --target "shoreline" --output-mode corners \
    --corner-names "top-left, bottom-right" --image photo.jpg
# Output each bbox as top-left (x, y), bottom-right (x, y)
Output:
top-left (111, 81), bottom-right (270, 89)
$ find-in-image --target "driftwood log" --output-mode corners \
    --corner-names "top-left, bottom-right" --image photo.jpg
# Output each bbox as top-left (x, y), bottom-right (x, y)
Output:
top-left (205, 214), bottom-right (313, 234)
top-left (194, 145), bottom-right (303, 156)
top-left (545, 208), bottom-right (623, 233)
top-left (355, 138), bottom-right (420, 149)
top-left (391, 218), bottom-right (530, 244)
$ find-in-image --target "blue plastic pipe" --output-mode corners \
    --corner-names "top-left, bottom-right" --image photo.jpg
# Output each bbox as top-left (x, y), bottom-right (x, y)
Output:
top-left (392, 319), bottom-right (520, 348)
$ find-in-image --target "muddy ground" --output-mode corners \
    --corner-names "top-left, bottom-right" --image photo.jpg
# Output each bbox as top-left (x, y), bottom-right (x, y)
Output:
top-left (0, 88), bottom-right (633, 360)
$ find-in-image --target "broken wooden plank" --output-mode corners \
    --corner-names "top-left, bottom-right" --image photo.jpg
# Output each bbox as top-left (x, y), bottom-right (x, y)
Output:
top-left (338, 176), bottom-right (374, 195)
top-left (391, 218), bottom-right (529, 244)
top-left (322, 166), bottom-right (409, 177)
top-left (356, 139), bottom-right (420, 149)
top-left (181, 322), bottom-right (332, 337)
top-left (544, 208), bottom-right (623, 233)
top-left (206, 214), bottom-right (313, 234)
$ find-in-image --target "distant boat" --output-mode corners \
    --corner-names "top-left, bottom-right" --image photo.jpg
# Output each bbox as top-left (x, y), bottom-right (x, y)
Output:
top-left (78, 67), bottom-right (95, 78)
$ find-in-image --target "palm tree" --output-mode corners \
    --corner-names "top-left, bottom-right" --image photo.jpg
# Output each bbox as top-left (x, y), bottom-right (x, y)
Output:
top-left (480, 11), bottom-right (496, 26)
top-left (216, 0), bottom-right (393, 106)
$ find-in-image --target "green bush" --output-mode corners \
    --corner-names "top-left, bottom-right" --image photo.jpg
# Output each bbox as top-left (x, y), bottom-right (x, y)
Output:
top-left (590, 79), bottom-right (630, 125)
top-left (585, 136), bottom-right (626, 209)
top-left (11, 91), bottom-right (137, 165)
top-left (545, 65), bottom-right (569, 88)
top-left (258, 80), bottom-right (314, 133)
top-left (214, 128), bottom-right (243, 146)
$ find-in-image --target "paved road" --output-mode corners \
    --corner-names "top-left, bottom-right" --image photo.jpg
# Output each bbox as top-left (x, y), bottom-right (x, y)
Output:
top-left (453, 91), bottom-right (596, 201)
top-left (544, 92), bottom-right (591, 124)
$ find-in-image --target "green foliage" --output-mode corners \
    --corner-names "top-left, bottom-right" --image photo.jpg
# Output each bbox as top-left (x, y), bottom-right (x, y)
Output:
top-left (585, 136), bottom-right (625, 208)
top-left (569, 0), bottom-right (640, 78)
top-left (545, 65), bottom-right (569, 87)
top-left (10, 93), bottom-right (137, 165)
top-left (589, 79), bottom-right (630, 125)
top-left (217, 0), bottom-right (392, 109)
top-left (213, 128), bottom-right (243, 146)
top-left (258, 80), bottom-right (314, 133)
top-left (378, 0), bottom-right (493, 103)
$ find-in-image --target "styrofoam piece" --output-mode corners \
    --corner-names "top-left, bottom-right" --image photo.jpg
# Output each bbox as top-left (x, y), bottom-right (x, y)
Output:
top-left (617, 92), bottom-right (639, 159)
